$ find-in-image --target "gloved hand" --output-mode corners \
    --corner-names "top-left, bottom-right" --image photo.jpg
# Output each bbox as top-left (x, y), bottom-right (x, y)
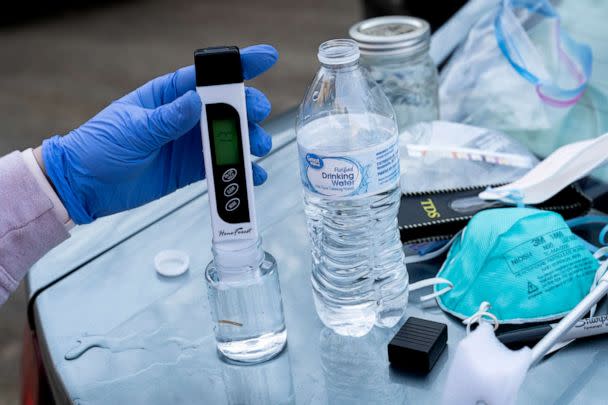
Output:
top-left (42, 45), bottom-right (277, 225)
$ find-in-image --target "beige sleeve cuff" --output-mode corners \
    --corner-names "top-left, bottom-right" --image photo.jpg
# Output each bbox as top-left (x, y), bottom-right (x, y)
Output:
top-left (22, 148), bottom-right (75, 231)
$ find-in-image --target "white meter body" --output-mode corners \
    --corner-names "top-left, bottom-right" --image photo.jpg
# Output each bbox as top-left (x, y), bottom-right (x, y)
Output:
top-left (195, 47), bottom-right (258, 248)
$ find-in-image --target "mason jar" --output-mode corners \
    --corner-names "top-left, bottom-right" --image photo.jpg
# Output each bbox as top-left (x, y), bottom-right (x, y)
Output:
top-left (349, 16), bottom-right (439, 132)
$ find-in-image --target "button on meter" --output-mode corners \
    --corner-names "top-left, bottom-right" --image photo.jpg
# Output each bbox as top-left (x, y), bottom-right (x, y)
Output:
top-left (222, 168), bottom-right (238, 182)
top-left (225, 198), bottom-right (241, 212)
top-left (224, 183), bottom-right (239, 197)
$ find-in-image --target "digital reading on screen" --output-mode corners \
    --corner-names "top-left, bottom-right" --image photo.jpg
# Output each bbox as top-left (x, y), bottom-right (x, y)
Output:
top-left (212, 119), bottom-right (240, 165)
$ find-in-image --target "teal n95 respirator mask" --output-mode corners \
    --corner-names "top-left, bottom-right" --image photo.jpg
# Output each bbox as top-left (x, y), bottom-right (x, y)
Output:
top-left (412, 207), bottom-right (601, 326)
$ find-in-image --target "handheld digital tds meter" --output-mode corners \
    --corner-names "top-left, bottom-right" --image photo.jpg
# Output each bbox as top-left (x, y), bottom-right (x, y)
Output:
top-left (195, 46), bottom-right (258, 246)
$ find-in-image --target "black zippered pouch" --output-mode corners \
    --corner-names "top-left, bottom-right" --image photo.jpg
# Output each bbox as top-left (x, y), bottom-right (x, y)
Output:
top-left (398, 184), bottom-right (592, 244)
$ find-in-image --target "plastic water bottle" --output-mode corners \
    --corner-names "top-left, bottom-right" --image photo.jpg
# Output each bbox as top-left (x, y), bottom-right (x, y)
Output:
top-left (296, 39), bottom-right (409, 337)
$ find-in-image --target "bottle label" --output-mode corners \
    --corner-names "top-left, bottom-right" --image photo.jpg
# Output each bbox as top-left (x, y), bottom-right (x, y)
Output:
top-left (298, 138), bottom-right (400, 198)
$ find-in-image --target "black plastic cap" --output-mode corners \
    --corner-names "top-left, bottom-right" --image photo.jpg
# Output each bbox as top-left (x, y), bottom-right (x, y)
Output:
top-left (194, 46), bottom-right (243, 87)
top-left (388, 317), bottom-right (448, 374)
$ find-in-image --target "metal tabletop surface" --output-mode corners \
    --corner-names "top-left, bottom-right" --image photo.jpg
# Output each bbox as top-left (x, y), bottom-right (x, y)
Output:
top-left (25, 1), bottom-right (608, 404)
top-left (28, 123), bottom-right (608, 404)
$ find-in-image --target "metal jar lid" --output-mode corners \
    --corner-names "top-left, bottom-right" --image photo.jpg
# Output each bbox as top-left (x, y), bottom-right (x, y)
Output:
top-left (349, 16), bottom-right (430, 56)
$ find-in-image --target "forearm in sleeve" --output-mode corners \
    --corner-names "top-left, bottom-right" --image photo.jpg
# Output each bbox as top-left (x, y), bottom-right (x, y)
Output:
top-left (0, 151), bottom-right (70, 305)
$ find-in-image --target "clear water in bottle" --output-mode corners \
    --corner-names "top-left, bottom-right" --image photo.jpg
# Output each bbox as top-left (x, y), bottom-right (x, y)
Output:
top-left (296, 39), bottom-right (409, 337)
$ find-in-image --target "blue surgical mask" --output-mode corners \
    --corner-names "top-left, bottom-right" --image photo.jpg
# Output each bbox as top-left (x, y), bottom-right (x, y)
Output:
top-left (412, 207), bottom-right (601, 325)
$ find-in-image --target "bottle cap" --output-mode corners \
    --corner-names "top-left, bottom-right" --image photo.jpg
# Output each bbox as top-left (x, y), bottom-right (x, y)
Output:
top-left (154, 250), bottom-right (190, 277)
top-left (388, 317), bottom-right (448, 374)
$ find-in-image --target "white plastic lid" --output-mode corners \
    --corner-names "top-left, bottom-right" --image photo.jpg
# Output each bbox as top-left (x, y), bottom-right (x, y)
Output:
top-left (154, 250), bottom-right (190, 277)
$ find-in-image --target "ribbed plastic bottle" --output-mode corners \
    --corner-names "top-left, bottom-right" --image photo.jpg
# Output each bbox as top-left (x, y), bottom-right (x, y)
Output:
top-left (296, 39), bottom-right (409, 337)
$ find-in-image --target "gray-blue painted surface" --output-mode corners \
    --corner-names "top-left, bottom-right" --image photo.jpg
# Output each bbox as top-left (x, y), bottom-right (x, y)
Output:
top-left (31, 127), bottom-right (608, 404)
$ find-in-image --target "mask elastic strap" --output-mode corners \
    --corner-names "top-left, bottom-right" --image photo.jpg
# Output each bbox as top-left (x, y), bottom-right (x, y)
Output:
top-left (595, 246), bottom-right (608, 260)
top-left (601, 225), bottom-right (608, 246)
top-left (409, 277), bottom-right (454, 302)
top-left (463, 301), bottom-right (499, 334)
top-left (589, 248), bottom-right (608, 317)
top-left (567, 216), bottom-right (608, 248)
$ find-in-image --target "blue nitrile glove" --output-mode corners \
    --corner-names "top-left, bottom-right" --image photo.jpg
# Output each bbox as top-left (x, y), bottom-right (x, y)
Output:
top-left (42, 45), bottom-right (278, 225)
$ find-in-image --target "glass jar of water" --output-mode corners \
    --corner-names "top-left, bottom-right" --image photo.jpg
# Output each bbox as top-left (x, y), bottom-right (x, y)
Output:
top-left (350, 16), bottom-right (439, 132)
top-left (205, 238), bottom-right (287, 364)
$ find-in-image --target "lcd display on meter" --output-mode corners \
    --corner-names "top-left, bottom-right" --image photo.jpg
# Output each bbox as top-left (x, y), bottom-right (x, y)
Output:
top-left (212, 119), bottom-right (240, 165)
top-left (203, 101), bottom-right (250, 225)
